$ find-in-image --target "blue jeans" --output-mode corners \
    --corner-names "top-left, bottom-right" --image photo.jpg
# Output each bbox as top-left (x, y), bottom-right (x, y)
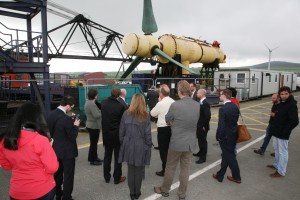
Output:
top-left (260, 125), bottom-right (272, 152)
top-left (273, 137), bottom-right (288, 176)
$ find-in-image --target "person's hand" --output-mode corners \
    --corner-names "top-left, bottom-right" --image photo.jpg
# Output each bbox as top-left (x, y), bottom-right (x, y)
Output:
top-left (270, 112), bottom-right (276, 117)
top-left (50, 138), bottom-right (54, 146)
top-left (74, 119), bottom-right (80, 127)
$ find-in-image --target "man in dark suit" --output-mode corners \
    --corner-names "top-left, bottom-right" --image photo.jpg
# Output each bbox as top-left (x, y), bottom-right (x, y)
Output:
top-left (189, 82), bottom-right (200, 102)
top-left (101, 88), bottom-right (126, 184)
top-left (118, 88), bottom-right (129, 109)
top-left (146, 86), bottom-right (159, 122)
top-left (212, 89), bottom-right (241, 184)
top-left (47, 96), bottom-right (80, 200)
top-left (194, 89), bottom-right (211, 164)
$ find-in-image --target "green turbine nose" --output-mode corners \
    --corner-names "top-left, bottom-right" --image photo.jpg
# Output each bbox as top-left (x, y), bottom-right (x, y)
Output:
top-left (142, 0), bottom-right (158, 34)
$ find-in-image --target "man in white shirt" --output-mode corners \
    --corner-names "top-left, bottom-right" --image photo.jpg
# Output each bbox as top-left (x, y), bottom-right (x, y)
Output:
top-left (150, 84), bottom-right (175, 176)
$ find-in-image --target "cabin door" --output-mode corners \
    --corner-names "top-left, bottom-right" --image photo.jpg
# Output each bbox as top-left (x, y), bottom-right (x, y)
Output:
top-left (280, 75), bottom-right (284, 87)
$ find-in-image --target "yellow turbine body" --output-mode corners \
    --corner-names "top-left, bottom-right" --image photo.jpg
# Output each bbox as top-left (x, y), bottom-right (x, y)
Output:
top-left (122, 33), bottom-right (226, 74)
top-left (122, 33), bottom-right (160, 58)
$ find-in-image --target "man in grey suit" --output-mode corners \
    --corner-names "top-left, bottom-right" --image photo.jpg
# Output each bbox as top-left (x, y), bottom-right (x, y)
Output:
top-left (154, 80), bottom-right (200, 200)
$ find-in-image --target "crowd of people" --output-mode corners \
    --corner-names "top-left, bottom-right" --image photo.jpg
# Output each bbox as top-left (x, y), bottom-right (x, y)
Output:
top-left (0, 83), bottom-right (298, 200)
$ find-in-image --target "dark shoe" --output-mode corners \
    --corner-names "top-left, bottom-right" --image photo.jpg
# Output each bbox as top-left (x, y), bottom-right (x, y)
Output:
top-left (196, 158), bottom-right (206, 164)
top-left (130, 194), bottom-right (135, 200)
top-left (254, 149), bottom-right (264, 155)
top-left (266, 165), bottom-right (276, 170)
top-left (154, 146), bottom-right (159, 150)
top-left (105, 178), bottom-right (110, 183)
top-left (134, 192), bottom-right (141, 199)
top-left (227, 176), bottom-right (241, 184)
top-left (114, 176), bottom-right (126, 184)
top-left (178, 196), bottom-right (186, 200)
top-left (155, 170), bottom-right (164, 177)
top-left (193, 152), bottom-right (200, 157)
top-left (154, 186), bottom-right (169, 197)
top-left (270, 171), bottom-right (284, 178)
top-left (270, 152), bottom-right (275, 157)
top-left (212, 174), bottom-right (222, 182)
top-left (96, 158), bottom-right (103, 162)
top-left (90, 161), bottom-right (102, 166)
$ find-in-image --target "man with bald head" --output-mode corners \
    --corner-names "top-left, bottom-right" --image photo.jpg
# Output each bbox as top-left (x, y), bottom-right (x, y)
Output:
top-left (254, 93), bottom-right (280, 155)
top-left (154, 80), bottom-right (200, 199)
top-left (194, 89), bottom-right (211, 164)
top-left (151, 84), bottom-right (175, 176)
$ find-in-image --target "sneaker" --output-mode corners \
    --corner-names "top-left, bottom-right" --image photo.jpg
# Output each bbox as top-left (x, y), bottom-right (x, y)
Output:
top-left (254, 149), bottom-right (264, 155)
top-left (270, 171), bottom-right (284, 178)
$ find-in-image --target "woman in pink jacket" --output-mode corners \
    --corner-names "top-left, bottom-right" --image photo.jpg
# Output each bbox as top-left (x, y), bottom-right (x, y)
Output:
top-left (0, 102), bottom-right (59, 200)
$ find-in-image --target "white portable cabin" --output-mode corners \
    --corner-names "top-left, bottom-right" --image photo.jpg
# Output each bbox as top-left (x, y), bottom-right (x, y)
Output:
top-left (214, 69), bottom-right (297, 100)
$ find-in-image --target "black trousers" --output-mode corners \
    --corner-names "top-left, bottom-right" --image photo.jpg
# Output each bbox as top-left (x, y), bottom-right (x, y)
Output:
top-left (103, 145), bottom-right (122, 182)
top-left (86, 128), bottom-right (100, 162)
top-left (55, 158), bottom-right (75, 200)
top-left (127, 164), bottom-right (144, 195)
top-left (217, 141), bottom-right (241, 181)
top-left (157, 126), bottom-right (171, 171)
top-left (196, 127), bottom-right (208, 160)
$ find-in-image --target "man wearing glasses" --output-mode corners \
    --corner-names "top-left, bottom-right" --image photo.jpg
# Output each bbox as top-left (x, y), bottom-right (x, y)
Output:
top-left (48, 95), bottom-right (80, 200)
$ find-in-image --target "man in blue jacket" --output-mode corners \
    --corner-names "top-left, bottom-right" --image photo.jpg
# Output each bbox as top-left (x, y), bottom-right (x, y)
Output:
top-left (268, 86), bottom-right (299, 177)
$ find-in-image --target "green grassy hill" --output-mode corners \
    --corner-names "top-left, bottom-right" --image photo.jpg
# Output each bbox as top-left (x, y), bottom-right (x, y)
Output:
top-left (248, 61), bottom-right (300, 73)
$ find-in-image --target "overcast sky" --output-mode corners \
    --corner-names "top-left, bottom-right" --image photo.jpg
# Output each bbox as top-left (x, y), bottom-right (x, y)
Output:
top-left (1, 0), bottom-right (300, 73)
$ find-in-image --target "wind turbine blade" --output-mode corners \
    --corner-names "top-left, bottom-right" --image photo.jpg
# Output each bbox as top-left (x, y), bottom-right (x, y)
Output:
top-left (264, 43), bottom-right (271, 51)
top-left (271, 46), bottom-right (280, 51)
top-left (152, 48), bottom-right (197, 75)
top-left (142, 0), bottom-right (158, 34)
top-left (120, 56), bottom-right (144, 79)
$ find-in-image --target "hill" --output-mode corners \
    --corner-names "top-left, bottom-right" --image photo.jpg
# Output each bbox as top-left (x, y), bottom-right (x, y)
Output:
top-left (248, 61), bottom-right (300, 73)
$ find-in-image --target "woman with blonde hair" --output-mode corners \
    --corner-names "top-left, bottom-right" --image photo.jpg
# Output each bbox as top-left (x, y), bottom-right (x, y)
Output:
top-left (118, 93), bottom-right (152, 200)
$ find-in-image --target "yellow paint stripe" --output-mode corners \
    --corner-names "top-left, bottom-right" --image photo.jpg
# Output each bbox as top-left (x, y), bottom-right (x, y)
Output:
top-left (240, 101), bottom-right (271, 110)
top-left (247, 127), bottom-right (266, 132)
top-left (78, 128), bottom-right (157, 149)
top-left (246, 108), bottom-right (271, 117)
top-left (78, 141), bottom-right (102, 149)
top-left (241, 115), bottom-right (268, 126)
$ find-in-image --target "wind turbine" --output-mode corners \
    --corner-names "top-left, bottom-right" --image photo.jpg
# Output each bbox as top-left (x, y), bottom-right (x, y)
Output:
top-left (265, 44), bottom-right (279, 71)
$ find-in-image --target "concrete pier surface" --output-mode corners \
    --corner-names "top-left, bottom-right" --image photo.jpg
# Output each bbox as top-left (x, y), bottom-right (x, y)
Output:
top-left (1, 92), bottom-right (300, 200)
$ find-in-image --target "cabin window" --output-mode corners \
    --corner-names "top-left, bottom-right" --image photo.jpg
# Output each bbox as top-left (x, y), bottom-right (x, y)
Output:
top-left (269, 75), bottom-right (271, 82)
top-left (251, 74), bottom-right (256, 83)
top-left (287, 76), bottom-right (289, 82)
top-left (237, 73), bottom-right (245, 83)
top-left (275, 75), bottom-right (278, 82)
